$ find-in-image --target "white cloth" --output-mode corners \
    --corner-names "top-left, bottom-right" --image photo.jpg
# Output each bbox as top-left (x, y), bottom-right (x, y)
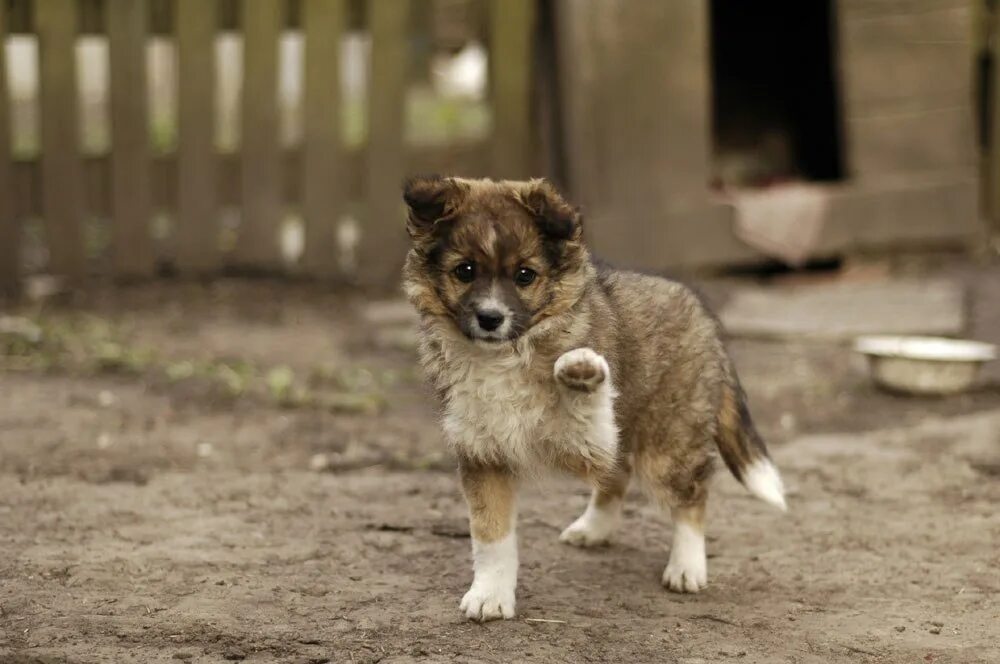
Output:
top-left (731, 184), bottom-right (830, 266)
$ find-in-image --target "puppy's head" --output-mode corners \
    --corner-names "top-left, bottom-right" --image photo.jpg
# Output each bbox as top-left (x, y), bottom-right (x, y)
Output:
top-left (402, 176), bottom-right (587, 344)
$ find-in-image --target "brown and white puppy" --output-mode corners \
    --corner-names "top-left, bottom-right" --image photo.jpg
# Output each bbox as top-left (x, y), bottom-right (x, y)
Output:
top-left (402, 176), bottom-right (786, 622)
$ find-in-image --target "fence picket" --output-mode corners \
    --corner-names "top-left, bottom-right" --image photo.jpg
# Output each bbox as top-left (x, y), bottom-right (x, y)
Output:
top-left (236, 0), bottom-right (283, 270)
top-left (301, 0), bottom-right (347, 279)
top-left (2, 0), bottom-right (499, 287)
top-left (176, 0), bottom-right (218, 274)
top-left (36, 0), bottom-right (86, 281)
top-left (0, 0), bottom-right (16, 294)
top-left (361, 0), bottom-right (410, 287)
top-left (489, 0), bottom-right (535, 179)
top-left (108, 0), bottom-right (154, 278)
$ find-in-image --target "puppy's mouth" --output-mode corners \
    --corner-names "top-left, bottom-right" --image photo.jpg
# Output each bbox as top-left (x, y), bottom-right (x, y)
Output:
top-left (461, 316), bottom-right (518, 344)
top-left (469, 331), bottom-right (511, 344)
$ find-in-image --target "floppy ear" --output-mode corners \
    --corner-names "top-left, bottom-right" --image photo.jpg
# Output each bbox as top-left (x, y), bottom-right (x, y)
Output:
top-left (518, 179), bottom-right (582, 241)
top-left (402, 175), bottom-right (465, 238)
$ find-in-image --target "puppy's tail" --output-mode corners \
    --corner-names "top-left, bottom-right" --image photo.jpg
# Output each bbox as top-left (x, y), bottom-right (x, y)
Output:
top-left (715, 379), bottom-right (787, 511)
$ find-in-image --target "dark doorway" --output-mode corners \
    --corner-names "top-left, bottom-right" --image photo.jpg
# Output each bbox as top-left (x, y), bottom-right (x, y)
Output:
top-left (710, 1), bottom-right (845, 188)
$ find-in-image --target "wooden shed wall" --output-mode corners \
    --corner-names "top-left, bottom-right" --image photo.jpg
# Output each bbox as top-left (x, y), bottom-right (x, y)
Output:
top-left (553, 0), bottom-right (982, 273)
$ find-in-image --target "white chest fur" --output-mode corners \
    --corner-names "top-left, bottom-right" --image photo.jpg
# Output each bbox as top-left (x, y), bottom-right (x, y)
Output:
top-left (431, 337), bottom-right (618, 472)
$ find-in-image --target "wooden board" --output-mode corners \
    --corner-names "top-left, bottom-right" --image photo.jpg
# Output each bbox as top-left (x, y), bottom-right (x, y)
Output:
top-left (36, 0), bottom-right (86, 281)
top-left (554, 1), bottom-right (715, 264)
top-left (236, 0), bottom-right (283, 270)
top-left (839, 1), bottom-right (977, 178)
top-left (7, 143), bottom-right (490, 221)
top-left (107, 0), bottom-right (154, 279)
top-left (360, 0), bottom-right (410, 287)
top-left (0, 0), bottom-right (16, 293)
top-left (488, 0), bottom-right (535, 179)
top-left (175, 0), bottom-right (218, 274)
top-left (301, 0), bottom-right (347, 279)
top-left (6, 0), bottom-right (371, 35)
top-left (720, 278), bottom-right (965, 340)
top-left (990, 0), bottom-right (1000, 231)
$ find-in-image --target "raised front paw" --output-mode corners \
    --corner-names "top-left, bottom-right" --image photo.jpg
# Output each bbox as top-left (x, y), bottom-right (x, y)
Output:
top-left (460, 581), bottom-right (516, 622)
top-left (554, 348), bottom-right (608, 393)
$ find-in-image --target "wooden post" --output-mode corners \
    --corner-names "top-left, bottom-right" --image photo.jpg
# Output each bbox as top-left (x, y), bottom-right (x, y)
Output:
top-left (301, 0), bottom-right (347, 279)
top-left (990, 1), bottom-right (1000, 234)
top-left (489, 0), bottom-right (536, 179)
top-left (108, 0), bottom-right (154, 279)
top-left (553, 0), bottom-right (604, 204)
top-left (176, 0), bottom-right (218, 274)
top-left (236, 0), bottom-right (283, 271)
top-left (0, 0), bottom-right (16, 294)
top-left (36, 0), bottom-right (86, 281)
top-left (360, 0), bottom-right (410, 287)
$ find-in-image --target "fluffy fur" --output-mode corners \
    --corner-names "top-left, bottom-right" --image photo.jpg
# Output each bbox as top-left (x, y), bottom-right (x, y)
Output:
top-left (402, 176), bottom-right (786, 621)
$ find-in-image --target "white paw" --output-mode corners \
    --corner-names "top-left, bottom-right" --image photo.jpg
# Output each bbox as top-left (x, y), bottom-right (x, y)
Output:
top-left (554, 348), bottom-right (608, 393)
top-left (559, 519), bottom-right (613, 547)
top-left (460, 581), bottom-right (516, 622)
top-left (662, 548), bottom-right (708, 594)
top-left (558, 499), bottom-right (621, 547)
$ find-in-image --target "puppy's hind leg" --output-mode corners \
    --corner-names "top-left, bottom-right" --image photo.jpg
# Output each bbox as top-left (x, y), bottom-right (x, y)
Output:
top-left (635, 437), bottom-right (714, 594)
top-left (559, 464), bottom-right (630, 547)
top-left (662, 501), bottom-right (707, 593)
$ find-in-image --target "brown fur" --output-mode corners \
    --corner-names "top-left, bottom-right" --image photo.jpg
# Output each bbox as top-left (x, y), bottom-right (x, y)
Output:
top-left (459, 462), bottom-right (516, 543)
top-left (403, 175), bottom-right (774, 500)
top-left (402, 176), bottom-right (782, 613)
top-left (673, 503), bottom-right (706, 534)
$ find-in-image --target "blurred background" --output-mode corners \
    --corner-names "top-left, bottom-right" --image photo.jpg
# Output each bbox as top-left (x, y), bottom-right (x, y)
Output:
top-left (0, 0), bottom-right (997, 289)
top-left (1, 2), bottom-right (1000, 662)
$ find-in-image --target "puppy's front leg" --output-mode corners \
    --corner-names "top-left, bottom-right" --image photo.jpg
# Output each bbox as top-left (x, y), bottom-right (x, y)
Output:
top-left (458, 461), bottom-right (517, 621)
top-left (554, 347), bottom-right (623, 544)
top-left (553, 348), bottom-right (618, 473)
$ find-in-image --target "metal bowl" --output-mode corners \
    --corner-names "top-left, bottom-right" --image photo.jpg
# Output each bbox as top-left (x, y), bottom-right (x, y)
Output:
top-left (854, 336), bottom-right (997, 396)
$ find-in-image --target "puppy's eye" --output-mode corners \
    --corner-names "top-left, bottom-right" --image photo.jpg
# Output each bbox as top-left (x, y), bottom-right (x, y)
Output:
top-left (453, 262), bottom-right (475, 283)
top-left (514, 267), bottom-right (537, 287)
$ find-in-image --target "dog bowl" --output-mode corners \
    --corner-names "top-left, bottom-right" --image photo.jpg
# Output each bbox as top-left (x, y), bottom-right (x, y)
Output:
top-left (854, 335), bottom-right (997, 396)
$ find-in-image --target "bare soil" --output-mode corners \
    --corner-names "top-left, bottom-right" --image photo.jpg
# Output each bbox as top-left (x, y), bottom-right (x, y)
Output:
top-left (1, 273), bottom-right (999, 664)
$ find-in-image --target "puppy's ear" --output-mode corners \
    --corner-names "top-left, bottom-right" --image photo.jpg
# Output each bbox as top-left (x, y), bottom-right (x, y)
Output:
top-left (402, 175), bottom-right (466, 238)
top-left (518, 179), bottom-right (581, 241)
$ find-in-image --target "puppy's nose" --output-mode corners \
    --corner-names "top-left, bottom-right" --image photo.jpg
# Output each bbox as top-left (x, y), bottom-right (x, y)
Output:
top-left (476, 309), bottom-right (505, 332)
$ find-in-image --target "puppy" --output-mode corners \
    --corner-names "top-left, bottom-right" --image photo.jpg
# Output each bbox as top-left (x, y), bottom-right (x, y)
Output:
top-left (402, 176), bottom-right (786, 622)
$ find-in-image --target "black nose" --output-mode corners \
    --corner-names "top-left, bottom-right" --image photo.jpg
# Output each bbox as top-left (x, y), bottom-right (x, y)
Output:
top-left (476, 309), bottom-right (505, 332)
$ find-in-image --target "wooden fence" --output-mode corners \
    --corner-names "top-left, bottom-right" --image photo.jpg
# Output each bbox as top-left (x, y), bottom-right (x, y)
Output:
top-left (0, 0), bottom-right (538, 291)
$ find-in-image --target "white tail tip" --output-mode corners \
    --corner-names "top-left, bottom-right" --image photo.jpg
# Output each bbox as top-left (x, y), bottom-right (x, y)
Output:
top-left (743, 458), bottom-right (787, 511)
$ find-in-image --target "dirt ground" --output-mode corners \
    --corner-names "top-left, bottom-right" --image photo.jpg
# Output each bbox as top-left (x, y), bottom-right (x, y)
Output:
top-left (1, 265), bottom-right (999, 664)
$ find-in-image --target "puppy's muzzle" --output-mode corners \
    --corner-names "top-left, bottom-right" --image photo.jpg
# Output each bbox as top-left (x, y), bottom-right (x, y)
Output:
top-left (475, 309), bottom-right (505, 332)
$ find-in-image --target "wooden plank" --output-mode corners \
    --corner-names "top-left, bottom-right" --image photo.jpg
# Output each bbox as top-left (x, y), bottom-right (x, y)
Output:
top-left (488, 0), bottom-right (536, 179)
top-left (0, 0), bottom-right (17, 294)
top-left (7, 0), bottom-right (368, 35)
top-left (838, 5), bottom-right (970, 120)
top-left (9, 142), bottom-right (490, 220)
top-left (849, 107), bottom-right (976, 178)
top-left (533, 0), bottom-right (565, 186)
top-left (990, 1), bottom-right (1000, 232)
top-left (175, 0), bottom-right (218, 274)
top-left (6, 1), bottom-right (31, 34)
top-left (554, 0), bottom-right (610, 208)
top-left (554, 0), bottom-right (716, 268)
top-left (361, 0), bottom-right (410, 287)
top-left (236, 0), bottom-right (283, 270)
top-left (107, 0), bottom-right (154, 278)
top-left (301, 0), bottom-right (347, 279)
top-left (36, 0), bottom-right (86, 281)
